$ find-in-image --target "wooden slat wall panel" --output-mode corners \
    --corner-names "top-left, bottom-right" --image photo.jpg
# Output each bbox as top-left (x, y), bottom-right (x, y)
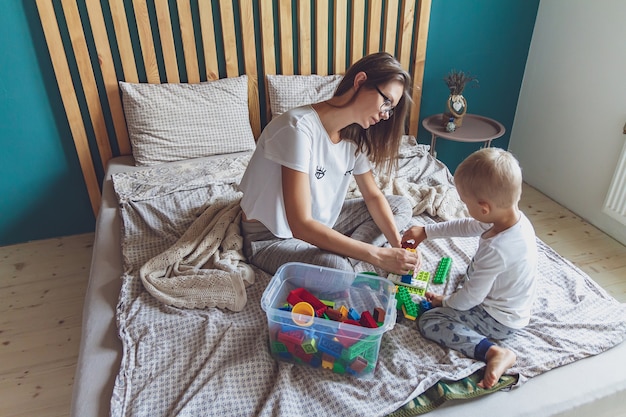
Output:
top-left (198, 0), bottom-right (218, 80)
top-left (333, 0), bottom-right (348, 73)
top-left (220, 0), bottom-right (239, 77)
top-left (315, 0), bottom-right (329, 75)
top-left (239, 1), bottom-right (261, 138)
top-left (177, 0), bottom-right (200, 83)
top-left (383, 0), bottom-right (400, 54)
top-left (260, 0), bottom-right (276, 123)
top-left (277, 0), bottom-right (293, 75)
top-left (410, 0), bottom-right (432, 135)
top-left (260, 0), bottom-right (277, 76)
top-left (36, 0), bottom-right (431, 215)
top-left (61, 0), bottom-right (113, 175)
top-left (109, 0), bottom-right (139, 82)
top-left (350, 0), bottom-right (366, 63)
top-left (398, 0), bottom-right (416, 71)
top-left (297, 0), bottom-right (312, 75)
top-left (35, 0), bottom-right (101, 214)
top-left (84, 0), bottom-right (131, 155)
top-left (155, 0), bottom-right (180, 83)
top-left (367, 0), bottom-right (383, 54)
top-left (132, 0), bottom-right (160, 83)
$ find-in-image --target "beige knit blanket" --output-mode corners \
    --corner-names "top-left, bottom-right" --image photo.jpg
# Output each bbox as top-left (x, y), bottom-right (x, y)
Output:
top-left (139, 195), bottom-right (254, 312)
top-left (346, 176), bottom-right (468, 221)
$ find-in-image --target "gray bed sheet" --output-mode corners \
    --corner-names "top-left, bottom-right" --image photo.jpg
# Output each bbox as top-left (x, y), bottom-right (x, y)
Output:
top-left (71, 154), bottom-right (626, 417)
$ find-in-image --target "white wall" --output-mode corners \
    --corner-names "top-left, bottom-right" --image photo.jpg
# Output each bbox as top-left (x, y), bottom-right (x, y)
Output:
top-left (509, 0), bottom-right (626, 246)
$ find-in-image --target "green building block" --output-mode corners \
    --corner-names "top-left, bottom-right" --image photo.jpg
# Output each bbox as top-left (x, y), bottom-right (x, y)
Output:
top-left (433, 257), bottom-right (452, 284)
top-left (389, 270), bottom-right (430, 297)
top-left (395, 286), bottom-right (419, 320)
top-left (271, 341), bottom-right (288, 353)
top-left (301, 338), bottom-right (318, 354)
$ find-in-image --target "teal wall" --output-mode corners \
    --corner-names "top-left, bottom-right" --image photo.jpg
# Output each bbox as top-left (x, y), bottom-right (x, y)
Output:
top-left (0, 1), bottom-right (94, 247)
top-left (417, 0), bottom-right (539, 170)
top-left (0, 0), bottom-right (538, 246)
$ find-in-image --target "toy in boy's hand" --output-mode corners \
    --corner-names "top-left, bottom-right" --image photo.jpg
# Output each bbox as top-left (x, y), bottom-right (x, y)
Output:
top-left (401, 239), bottom-right (416, 249)
top-left (401, 226), bottom-right (427, 248)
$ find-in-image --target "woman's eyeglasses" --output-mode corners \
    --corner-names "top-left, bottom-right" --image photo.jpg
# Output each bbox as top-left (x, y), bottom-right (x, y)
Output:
top-left (375, 86), bottom-right (394, 117)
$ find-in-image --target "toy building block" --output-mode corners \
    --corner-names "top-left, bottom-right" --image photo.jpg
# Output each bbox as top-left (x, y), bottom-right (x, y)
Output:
top-left (309, 355), bottom-right (322, 368)
top-left (324, 308), bottom-right (342, 321)
top-left (333, 361), bottom-right (346, 374)
top-left (388, 271), bottom-right (430, 297)
top-left (287, 288), bottom-right (328, 317)
top-left (271, 341), bottom-right (288, 353)
top-left (341, 338), bottom-right (373, 362)
top-left (433, 257), bottom-right (452, 284)
top-left (359, 311), bottom-right (378, 328)
top-left (318, 336), bottom-right (343, 358)
top-left (420, 299), bottom-right (433, 314)
top-left (402, 303), bottom-right (418, 321)
top-left (322, 354), bottom-right (335, 370)
top-left (400, 247), bottom-right (418, 282)
top-left (338, 305), bottom-right (349, 320)
top-left (293, 344), bottom-right (314, 362)
top-left (373, 307), bottom-right (386, 323)
top-left (335, 327), bottom-right (362, 348)
top-left (347, 307), bottom-right (361, 321)
top-left (343, 319), bottom-right (361, 326)
top-left (301, 337), bottom-right (318, 354)
top-left (277, 329), bottom-right (305, 346)
top-left (394, 286), bottom-right (419, 320)
top-left (349, 356), bottom-right (369, 373)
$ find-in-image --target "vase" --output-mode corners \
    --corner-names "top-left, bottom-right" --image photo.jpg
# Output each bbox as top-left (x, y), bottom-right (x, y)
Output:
top-left (442, 94), bottom-right (467, 127)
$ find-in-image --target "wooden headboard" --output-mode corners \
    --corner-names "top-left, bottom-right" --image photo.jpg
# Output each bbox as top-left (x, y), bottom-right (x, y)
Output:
top-left (36, 0), bottom-right (431, 215)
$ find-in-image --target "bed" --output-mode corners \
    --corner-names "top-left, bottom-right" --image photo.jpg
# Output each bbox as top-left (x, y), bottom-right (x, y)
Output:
top-left (35, 1), bottom-right (626, 416)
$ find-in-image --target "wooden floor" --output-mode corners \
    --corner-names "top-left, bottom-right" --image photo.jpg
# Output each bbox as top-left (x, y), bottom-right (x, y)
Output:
top-left (1, 183), bottom-right (625, 417)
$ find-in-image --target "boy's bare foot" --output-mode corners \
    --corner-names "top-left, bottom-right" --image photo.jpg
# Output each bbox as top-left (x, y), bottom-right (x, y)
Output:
top-left (477, 345), bottom-right (516, 389)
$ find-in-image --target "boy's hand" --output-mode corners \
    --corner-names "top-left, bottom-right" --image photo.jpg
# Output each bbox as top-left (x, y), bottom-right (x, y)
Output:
top-left (425, 291), bottom-right (443, 307)
top-left (401, 226), bottom-right (427, 248)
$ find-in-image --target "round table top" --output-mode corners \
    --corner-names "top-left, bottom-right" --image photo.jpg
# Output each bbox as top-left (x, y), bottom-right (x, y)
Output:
top-left (422, 114), bottom-right (506, 142)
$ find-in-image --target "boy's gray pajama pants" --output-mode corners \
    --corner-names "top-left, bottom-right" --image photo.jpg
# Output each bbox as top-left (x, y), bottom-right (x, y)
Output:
top-left (418, 304), bottom-right (517, 361)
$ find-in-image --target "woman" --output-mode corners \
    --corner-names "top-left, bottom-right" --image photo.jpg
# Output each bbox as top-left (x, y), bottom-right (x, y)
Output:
top-left (239, 52), bottom-right (421, 275)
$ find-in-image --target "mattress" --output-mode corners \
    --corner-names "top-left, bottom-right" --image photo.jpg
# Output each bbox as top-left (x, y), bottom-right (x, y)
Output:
top-left (70, 153), bottom-right (626, 417)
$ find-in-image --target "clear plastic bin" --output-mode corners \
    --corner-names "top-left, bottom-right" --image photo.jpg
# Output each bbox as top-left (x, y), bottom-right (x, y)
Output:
top-left (260, 262), bottom-right (397, 377)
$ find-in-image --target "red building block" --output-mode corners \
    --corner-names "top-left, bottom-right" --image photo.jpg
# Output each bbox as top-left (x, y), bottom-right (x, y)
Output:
top-left (359, 311), bottom-right (378, 328)
top-left (287, 288), bottom-right (328, 317)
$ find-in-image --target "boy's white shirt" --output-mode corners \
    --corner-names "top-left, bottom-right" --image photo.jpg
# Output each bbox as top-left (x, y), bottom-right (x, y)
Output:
top-left (425, 213), bottom-right (538, 329)
top-left (239, 105), bottom-right (371, 238)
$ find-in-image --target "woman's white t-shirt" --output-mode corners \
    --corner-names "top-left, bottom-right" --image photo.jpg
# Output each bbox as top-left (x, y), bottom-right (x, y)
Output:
top-left (239, 105), bottom-right (371, 238)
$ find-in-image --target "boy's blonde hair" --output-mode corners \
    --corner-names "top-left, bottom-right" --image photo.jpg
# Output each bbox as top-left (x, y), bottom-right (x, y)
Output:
top-left (454, 147), bottom-right (522, 208)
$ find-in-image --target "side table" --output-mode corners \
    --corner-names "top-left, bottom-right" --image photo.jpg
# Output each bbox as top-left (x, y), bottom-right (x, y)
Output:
top-left (422, 113), bottom-right (506, 157)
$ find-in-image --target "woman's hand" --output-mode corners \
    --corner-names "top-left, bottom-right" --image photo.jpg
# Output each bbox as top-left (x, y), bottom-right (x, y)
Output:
top-left (377, 246), bottom-right (422, 276)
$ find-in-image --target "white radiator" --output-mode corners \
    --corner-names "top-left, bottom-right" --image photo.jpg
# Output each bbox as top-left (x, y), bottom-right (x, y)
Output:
top-left (603, 140), bottom-right (626, 226)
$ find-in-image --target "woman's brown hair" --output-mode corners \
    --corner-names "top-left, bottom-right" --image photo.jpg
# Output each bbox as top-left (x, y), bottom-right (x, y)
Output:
top-left (334, 52), bottom-right (413, 177)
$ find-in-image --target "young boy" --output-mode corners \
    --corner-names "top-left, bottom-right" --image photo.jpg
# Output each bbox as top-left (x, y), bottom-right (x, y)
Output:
top-left (401, 147), bottom-right (537, 389)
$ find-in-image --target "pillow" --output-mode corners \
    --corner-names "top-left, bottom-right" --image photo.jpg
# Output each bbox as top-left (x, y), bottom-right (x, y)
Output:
top-left (120, 75), bottom-right (256, 166)
top-left (266, 74), bottom-right (343, 118)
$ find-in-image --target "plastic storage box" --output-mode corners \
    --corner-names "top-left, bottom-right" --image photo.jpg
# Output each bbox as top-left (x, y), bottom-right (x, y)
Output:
top-left (260, 262), bottom-right (397, 377)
